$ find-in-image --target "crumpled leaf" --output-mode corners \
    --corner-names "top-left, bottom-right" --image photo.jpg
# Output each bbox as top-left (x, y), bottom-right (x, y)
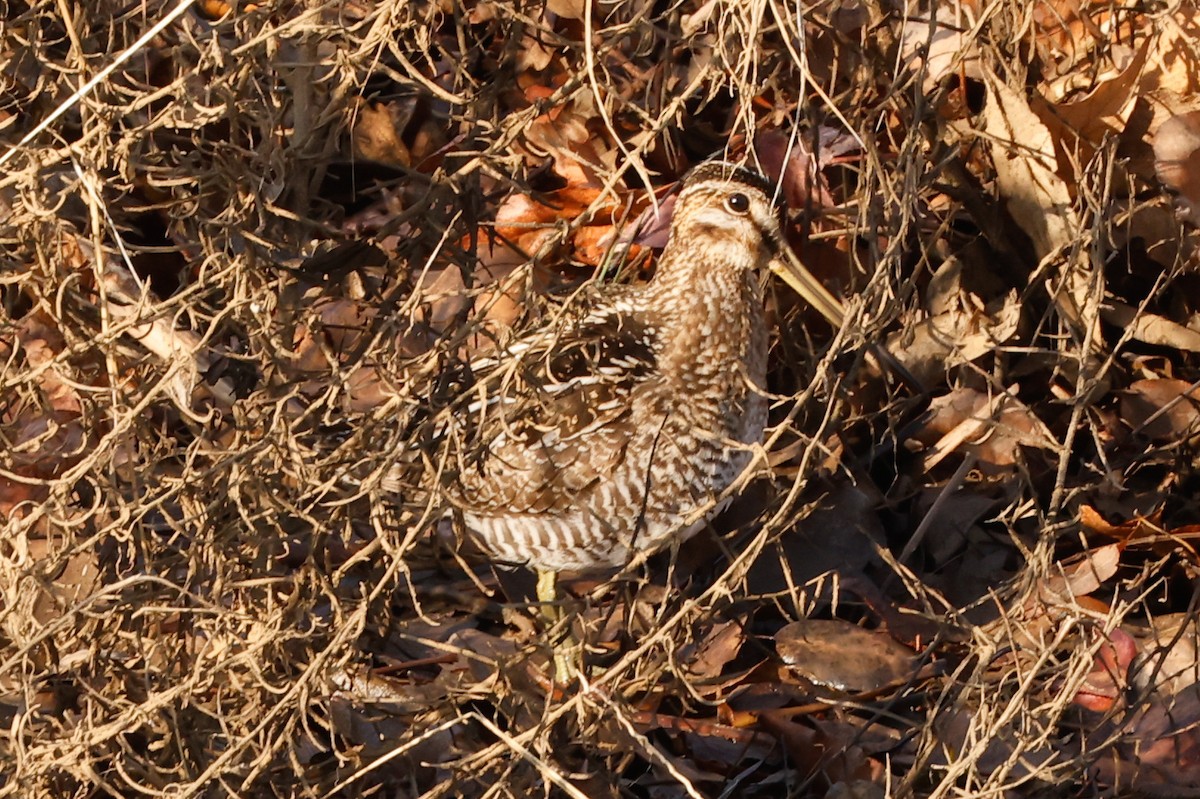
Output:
top-left (1140, 1), bottom-right (1200, 129)
top-left (889, 289), bottom-right (1021, 388)
top-left (1132, 615), bottom-right (1200, 698)
top-left (1088, 684), bottom-right (1200, 793)
top-left (352, 99), bottom-right (414, 167)
top-left (1035, 39), bottom-right (1148, 164)
top-left (1038, 544), bottom-right (1121, 606)
top-left (1030, 0), bottom-right (1143, 76)
top-left (754, 128), bottom-right (840, 210)
top-left (518, 85), bottom-right (609, 185)
top-left (679, 619), bottom-right (747, 683)
top-left (909, 387), bottom-right (1057, 471)
top-left (982, 71), bottom-right (1078, 253)
top-left (1, 312), bottom-right (88, 517)
top-left (1155, 111), bottom-right (1200, 226)
top-left (899, 1), bottom-right (982, 93)
top-left (981, 67), bottom-right (1101, 349)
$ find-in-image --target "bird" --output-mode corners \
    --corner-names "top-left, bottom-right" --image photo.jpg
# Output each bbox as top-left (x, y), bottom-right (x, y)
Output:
top-left (413, 160), bottom-right (845, 680)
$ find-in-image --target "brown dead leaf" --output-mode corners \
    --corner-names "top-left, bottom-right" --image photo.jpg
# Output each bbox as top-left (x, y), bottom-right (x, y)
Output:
top-left (1104, 300), bottom-right (1200, 352)
top-left (1108, 198), bottom-right (1189, 272)
top-left (516, 11), bottom-right (559, 72)
top-left (822, 0), bottom-right (870, 35)
top-left (776, 619), bottom-right (919, 693)
top-left (1155, 111), bottom-right (1200, 226)
top-left (1035, 39), bottom-right (1148, 165)
top-left (1079, 504), bottom-right (1163, 540)
top-left (630, 711), bottom-right (777, 777)
top-left (926, 708), bottom-right (1059, 781)
top-left (899, 2), bottom-right (981, 93)
top-left (0, 312), bottom-right (89, 517)
top-left (754, 128), bottom-right (838, 210)
top-left (1140, 2), bottom-right (1200, 124)
top-left (352, 100), bottom-right (412, 167)
top-left (13, 312), bottom-right (82, 417)
top-left (545, 0), bottom-right (585, 19)
top-left (981, 68), bottom-right (1101, 349)
top-left (490, 185), bottom-right (637, 270)
top-left (287, 296), bottom-right (374, 374)
top-left (1038, 544), bottom-right (1121, 606)
top-left (328, 668), bottom-right (461, 768)
top-left (195, 0), bottom-right (263, 19)
top-left (492, 186), bottom-right (590, 242)
top-left (758, 711), bottom-right (883, 786)
top-left (573, 221), bottom-right (635, 267)
top-left (518, 86), bottom-right (608, 185)
top-left (909, 387), bottom-right (1056, 470)
top-left (913, 489), bottom-right (1000, 569)
top-left (1079, 505), bottom-right (1200, 562)
top-left (1121, 378), bottom-right (1200, 442)
top-left (413, 236), bottom-right (553, 343)
top-left (747, 482), bottom-right (885, 598)
top-left (994, 545), bottom-right (1122, 658)
top-left (680, 620), bottom-right (747, 683)
top-left (1031, 0), bottom-right (1142, 75)
top-left (982, 70), bottom-right (1078, 252)
top-left (0, 536), bottom-right (101, 650)
top-left (1133, 614), bottom-right (1200, 699)
top-left (888, 291), bottom-right (1020, 388)
top-left (350, 101), bottom-right (412, 166)
top-left (1090, 684), bottom-right (1200, 793)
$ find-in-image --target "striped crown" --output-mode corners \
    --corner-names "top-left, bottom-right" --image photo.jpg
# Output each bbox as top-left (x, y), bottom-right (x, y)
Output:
top-left (681, 161), bottom-right (775, 197)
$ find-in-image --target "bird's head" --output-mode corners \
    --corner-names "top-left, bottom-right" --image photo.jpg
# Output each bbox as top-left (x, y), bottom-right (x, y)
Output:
top-left (668, 160), bottom-right (845, 327)
top-left (672, 161), bottom-right (783, 257)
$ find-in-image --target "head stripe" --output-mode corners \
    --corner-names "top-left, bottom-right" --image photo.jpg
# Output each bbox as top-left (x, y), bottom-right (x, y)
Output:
top-left (681, 161), bottom-right (774, 197)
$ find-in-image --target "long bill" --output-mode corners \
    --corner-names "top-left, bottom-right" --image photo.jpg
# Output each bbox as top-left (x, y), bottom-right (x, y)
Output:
top-left (766, 236), bottom-right (846, 329)
top-left (767, 236), bottom-right (926, 392)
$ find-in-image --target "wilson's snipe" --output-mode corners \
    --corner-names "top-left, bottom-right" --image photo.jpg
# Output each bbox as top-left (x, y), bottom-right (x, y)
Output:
top-left (427, 161), bottom-right (843, 679)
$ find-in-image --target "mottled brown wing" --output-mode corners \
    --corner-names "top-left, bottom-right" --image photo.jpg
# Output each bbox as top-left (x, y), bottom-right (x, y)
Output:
top-left (441, 301), bottom-right (658, 513)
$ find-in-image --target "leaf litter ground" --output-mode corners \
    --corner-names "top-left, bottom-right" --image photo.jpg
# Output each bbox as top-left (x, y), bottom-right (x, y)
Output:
top-left (4, 1), bottom-right (1200, 796)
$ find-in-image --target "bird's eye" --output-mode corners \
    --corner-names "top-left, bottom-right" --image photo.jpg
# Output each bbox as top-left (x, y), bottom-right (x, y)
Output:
top-left (725, 192), bottom-right (750, 214)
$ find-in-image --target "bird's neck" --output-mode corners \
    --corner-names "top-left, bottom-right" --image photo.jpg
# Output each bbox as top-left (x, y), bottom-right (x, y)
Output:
top-left (647, 260), bottom-right (767, 388)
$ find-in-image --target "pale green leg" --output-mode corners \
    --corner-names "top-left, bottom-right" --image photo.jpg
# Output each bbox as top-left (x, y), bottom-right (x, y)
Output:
top-left (536, 568), bottom-right (577, 684)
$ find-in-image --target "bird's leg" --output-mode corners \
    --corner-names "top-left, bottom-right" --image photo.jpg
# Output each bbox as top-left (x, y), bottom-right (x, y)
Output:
top-left (536, 568), bottom-right (560, 624)
top-left (536, 568), bottom-right (577, 684)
